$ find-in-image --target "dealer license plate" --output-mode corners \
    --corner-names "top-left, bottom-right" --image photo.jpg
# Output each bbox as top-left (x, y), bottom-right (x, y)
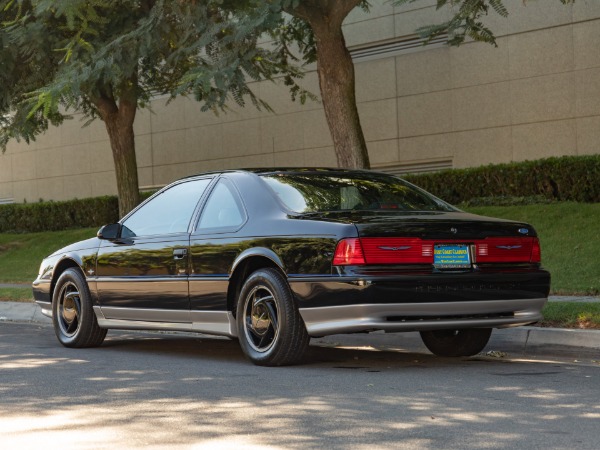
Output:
top-left (434, 244), bottom-right (471, 269)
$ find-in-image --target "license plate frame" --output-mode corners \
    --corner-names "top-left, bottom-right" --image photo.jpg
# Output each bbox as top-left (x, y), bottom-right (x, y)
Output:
top-left (433, 244), bottom-right (471, 269)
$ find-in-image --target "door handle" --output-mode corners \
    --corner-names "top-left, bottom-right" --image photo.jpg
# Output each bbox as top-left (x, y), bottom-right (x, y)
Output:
top-left (173, 248), bottom-right (188, 260)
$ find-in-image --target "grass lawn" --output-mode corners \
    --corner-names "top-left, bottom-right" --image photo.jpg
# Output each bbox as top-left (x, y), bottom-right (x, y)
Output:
top-left (0, 228), bottom-right (96, 283)
top-left (465, 202), bottom-right (600, 296)
top-left (540, 302), bottom-right (600, 329)
top-left (0, 287), bottom-right (33, 302)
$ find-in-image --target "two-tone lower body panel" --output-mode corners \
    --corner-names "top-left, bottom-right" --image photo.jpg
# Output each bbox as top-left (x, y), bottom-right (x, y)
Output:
top-left (290, 269), bottom-right (550, 336)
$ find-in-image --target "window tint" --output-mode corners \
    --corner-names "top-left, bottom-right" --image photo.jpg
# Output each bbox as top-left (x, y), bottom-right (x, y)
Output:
top-left (261, 172), bottom-right (456, 213)
top-left (197, 179), bottom-right (245, 231)
top-left (121, 179), bottom-right (211, 237)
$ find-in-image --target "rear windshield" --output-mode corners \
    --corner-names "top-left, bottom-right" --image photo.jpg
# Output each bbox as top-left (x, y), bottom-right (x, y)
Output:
top-left (260, 172), bottom-right (456, 213)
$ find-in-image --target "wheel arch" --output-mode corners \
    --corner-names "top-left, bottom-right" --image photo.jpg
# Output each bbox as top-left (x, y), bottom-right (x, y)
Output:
top-left (51, 256), bottom-right (85, 301)
top-left (227, 249), bottom-right (286, 316)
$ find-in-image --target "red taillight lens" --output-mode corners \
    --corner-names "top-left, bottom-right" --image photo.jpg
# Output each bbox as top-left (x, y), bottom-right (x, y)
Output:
top-left (530, 237), bottom-right (541, 263)
top-left (475, 237), bottom-right (535, 263)
top-left (360, 238), bottom-right (432, 264)
top-left (333, 238), bottom-right (366, 265)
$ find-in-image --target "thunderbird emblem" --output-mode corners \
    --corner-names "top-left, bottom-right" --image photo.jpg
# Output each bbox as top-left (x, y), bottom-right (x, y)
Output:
top-left (378, 246), bottom-right (411, 251)
top-left (496, 245), bottom-right (522, 250)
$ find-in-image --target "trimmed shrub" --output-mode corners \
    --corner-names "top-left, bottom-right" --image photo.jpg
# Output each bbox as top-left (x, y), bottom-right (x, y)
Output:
top-left (404, 155), bottom-right (600, 205)
top-left (0, 191), bottom-right (155, 233)
top-left (0, 196), bottom-right (119, 233)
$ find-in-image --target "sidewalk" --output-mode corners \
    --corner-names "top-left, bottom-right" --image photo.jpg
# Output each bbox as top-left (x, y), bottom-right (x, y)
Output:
top-left (1, 300), bottom-right (598, 354)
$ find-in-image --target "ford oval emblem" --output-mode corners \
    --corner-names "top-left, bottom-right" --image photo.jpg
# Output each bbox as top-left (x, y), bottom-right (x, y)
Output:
top-left (518, 228), bottom-right (529, 235)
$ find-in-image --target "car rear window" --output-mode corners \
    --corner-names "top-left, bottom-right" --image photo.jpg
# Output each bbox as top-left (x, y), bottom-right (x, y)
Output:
top-left (260, 172), bottom-right (456, 213)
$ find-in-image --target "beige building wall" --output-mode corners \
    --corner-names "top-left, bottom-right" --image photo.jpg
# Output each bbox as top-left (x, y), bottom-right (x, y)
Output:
top-left (1, 0), bottom-right (600, 203)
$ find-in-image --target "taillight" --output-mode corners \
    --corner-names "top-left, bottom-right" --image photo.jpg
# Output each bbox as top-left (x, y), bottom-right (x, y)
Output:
top-left (530, 237), bottom-right (541, 263)
top-left (333, 236), bottom-right (542, 265)
top-left (360, 238), bottom-right (433, 264)
top-left (333, 238), bottom-right (366, 265)
top-left (475, 237), bottom-right (537, 263)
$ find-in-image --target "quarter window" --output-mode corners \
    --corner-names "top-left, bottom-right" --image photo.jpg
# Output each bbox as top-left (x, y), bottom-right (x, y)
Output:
top-left (121, 179), bottom-right (211, 237)
top-left (197, 179), bottom-right (246, 231)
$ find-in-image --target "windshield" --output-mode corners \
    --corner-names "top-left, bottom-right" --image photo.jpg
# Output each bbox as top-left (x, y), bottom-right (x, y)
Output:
top-left (260, 172), bottom-right (456, 214)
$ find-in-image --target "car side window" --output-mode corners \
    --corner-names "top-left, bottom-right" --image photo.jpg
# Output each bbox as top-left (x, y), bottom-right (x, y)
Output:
top-left (121, 178), bottom-right (211, 237)
top-left (197, 179), bottom-right (246, 232)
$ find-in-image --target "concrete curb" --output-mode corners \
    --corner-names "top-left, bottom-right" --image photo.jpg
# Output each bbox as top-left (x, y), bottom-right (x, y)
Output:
top-left (0, 301), bottom-right (50, 324)
top-left (1, 301), bottom-right (599, 355)
top-left (315, 326), bottom-right (600, 355)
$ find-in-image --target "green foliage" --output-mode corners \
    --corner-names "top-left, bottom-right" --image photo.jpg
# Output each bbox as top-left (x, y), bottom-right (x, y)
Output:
top-left (541, 302), bottom-right (600, 329)
top-left (0, 190), bottom-right (156, 233)
top-left (405, 155), bottom-right (600, 205)
top-left (0, 227), bottom-right (97, 283)
top-left (0, 287), bottom-right (34, 302)
top-left (460, 195), bottom-right (554, 207)
top-left (0, 196), bottom-right (119, 233)
top-left (0, 0), bottom-right (312, 151)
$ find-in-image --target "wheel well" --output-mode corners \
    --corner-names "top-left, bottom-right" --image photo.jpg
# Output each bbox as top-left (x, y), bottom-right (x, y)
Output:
top-left (50, 258), bottom-right (82, 300)
top-left (227, 256), bottom-right (283, 316)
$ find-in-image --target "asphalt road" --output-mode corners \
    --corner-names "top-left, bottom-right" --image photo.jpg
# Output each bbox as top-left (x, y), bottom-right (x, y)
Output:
top-left (1, 322), bottom-right (599, 450)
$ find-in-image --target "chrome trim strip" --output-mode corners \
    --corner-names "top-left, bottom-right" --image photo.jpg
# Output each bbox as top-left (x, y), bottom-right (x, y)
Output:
top-left (36, 301), bottom-right (52, 318)
top-left (95, 277), bottom-right (186, 282)
top-left (299, 298), bottom-right (547, 337)
top-left (93, 306), bottom-right (237, 337)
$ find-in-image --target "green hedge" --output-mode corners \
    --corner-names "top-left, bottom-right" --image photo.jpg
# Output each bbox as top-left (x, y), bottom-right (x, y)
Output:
top-left (404, 155), bottom-right (600, 205)
top-left (0, 196), bottom-right (120, 233)
top-left (0, 191), bottom-right (156, 233)
top-left (1, 155), bottom-right (598, 232)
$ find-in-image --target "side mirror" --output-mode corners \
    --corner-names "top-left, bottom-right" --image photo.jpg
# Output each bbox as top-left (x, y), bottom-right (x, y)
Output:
top-left (97, 223), bottom-right (121, 240)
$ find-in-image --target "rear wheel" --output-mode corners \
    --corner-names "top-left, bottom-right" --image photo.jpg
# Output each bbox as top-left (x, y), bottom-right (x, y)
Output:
top-left (236, 268), bottom-right (309, 366)
top-left (52, 268), bottom-right (107, 348)
top-left (420, 328), bottom-right (492, 357)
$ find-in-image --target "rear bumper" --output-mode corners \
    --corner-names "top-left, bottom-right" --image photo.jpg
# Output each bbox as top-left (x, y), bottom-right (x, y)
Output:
top-left (290, 269), bottom-right (550, 336)
top-left (299, 298), bottom-right (546, 336)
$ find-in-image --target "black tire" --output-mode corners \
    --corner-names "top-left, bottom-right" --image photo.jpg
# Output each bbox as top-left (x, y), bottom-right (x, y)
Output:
top-left (52, 268), bottom-right (107, 348)
top-left (236, 268), bottom-right (309, 366)
top-left (420, 328), bottom-right (492, 357)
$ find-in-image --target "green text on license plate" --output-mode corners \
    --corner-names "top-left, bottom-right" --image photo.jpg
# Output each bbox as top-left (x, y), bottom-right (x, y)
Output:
top-left (434, 244), bottom-right (471, 269)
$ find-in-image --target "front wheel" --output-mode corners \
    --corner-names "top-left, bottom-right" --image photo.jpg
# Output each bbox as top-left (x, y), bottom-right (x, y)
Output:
top-left (420, 328), bottom-right (492, 357)
top-left (52, 268), bottom-right (107, 348)
top-left (236, 268), bottom-right (309, 366)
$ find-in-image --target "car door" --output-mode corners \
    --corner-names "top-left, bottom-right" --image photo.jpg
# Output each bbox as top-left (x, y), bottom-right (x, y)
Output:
top-left (188, 177), bottom-right (248, 332)
top-left (96, 177), bottom-right (213, 323)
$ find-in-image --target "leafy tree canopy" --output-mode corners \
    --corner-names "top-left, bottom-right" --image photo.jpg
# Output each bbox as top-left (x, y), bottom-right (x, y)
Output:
top-left (1, 0), bottom-right (309, 150)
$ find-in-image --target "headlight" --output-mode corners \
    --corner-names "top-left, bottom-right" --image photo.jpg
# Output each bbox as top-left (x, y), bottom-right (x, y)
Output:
top-left (38, 261), bottom-right (46, 277)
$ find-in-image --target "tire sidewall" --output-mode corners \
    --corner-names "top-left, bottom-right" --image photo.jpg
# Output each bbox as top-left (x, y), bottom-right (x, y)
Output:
top-left (420, 328), bottom-right (492, 357)
top-left (236, 269), bottom-right (291, 365)
top-left (52, 268), bottom-right (93, 347)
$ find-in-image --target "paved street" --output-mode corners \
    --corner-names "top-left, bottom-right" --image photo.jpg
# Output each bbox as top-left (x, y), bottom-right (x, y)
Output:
top-left (1, 322), bottom-right (599, 449)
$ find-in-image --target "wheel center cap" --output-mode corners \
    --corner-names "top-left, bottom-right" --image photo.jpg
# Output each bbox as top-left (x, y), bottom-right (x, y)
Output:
top-left (251, 304), bottom-right (270, 335)
top-left (63, 298), bottom-right (77, 322)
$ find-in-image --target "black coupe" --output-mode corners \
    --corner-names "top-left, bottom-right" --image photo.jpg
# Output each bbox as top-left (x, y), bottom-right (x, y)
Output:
top-left (33, 169), bottom-right (550, 366)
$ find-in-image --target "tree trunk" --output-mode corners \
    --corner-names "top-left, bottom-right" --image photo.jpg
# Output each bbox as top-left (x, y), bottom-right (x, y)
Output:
top-left (290, 1), bottom-right (370, 169)
top-left (93, 84), bottom-right (140, 218)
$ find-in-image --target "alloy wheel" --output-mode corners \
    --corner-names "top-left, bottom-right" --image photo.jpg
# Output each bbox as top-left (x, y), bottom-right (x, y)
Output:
top-left (242, 285), bottom-right (280, 353)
